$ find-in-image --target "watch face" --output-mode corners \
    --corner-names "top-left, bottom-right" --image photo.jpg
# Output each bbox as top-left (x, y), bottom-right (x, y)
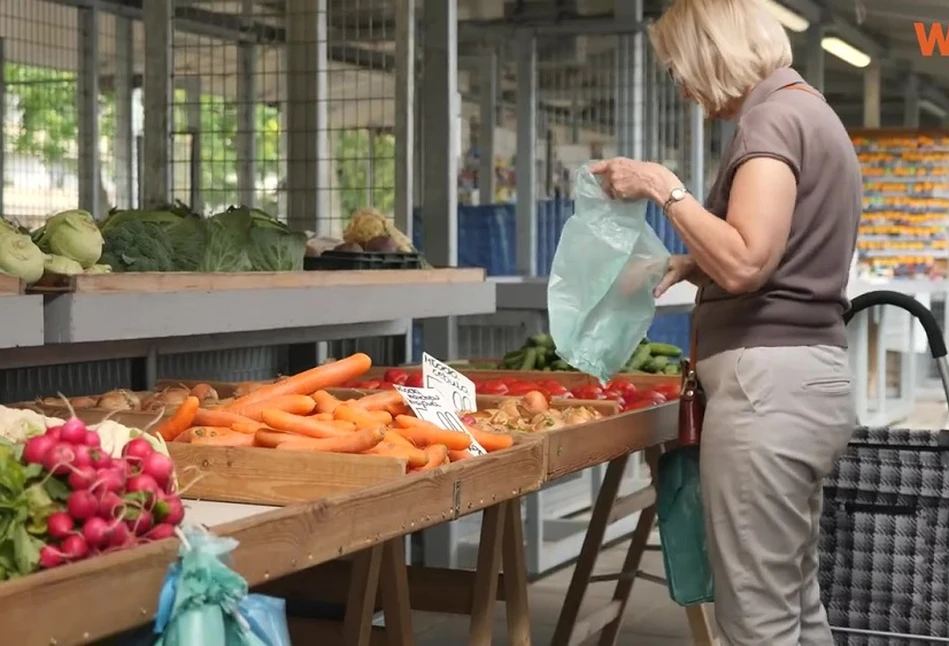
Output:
top-left (670, 187), bottom-right (686, 201)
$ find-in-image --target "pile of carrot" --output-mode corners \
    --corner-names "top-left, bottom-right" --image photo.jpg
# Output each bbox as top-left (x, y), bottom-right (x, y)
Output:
top-left (155, 353), bottom-right (513, 472)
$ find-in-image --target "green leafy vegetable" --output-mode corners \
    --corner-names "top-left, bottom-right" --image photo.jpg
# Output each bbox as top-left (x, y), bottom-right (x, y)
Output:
top-left (245, 207), bottom-right (307, 271)
top-left (32, 209), bottom-right (104, 268)
top-left (0, 439), bottom-right (64, 581)
top-left (199, 209), bottom-right (252, 272)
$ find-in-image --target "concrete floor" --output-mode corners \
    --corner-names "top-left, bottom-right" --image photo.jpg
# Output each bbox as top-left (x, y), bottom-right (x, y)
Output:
top-left (411, 398), bottom-right (948, 644)
top-left (415, 548), bottom-right (698, 645)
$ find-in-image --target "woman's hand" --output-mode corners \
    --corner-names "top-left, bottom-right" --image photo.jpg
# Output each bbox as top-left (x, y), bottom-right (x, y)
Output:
top-left (589, 157), bottom-right (681, 203)
top-left (654, 255), bottom-right (697, 297)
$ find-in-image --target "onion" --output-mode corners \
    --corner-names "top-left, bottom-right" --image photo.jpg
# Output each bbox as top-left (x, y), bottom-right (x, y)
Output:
top-left (96, 389), bottom-right (140, 411)
top-left (69, 396), bottom-right (99, 409)
top-left (141, 388), bottom-right (190, 411)
top-left (189, 383), bottom-right (219, 402)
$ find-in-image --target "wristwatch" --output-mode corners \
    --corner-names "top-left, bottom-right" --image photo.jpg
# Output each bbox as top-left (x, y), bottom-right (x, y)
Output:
top-left (662, 186), bottom-right (689, 215)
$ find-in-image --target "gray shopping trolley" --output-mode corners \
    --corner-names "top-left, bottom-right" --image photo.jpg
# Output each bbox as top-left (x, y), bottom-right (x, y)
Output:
top-left (820, 290), bottom-right (949, 645)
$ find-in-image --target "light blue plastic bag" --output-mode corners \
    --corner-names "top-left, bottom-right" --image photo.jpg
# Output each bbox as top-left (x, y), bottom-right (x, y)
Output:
top-left (154, 528), bottom-right (290, 646)
top-left (548, 164), bottom-right (670, 382)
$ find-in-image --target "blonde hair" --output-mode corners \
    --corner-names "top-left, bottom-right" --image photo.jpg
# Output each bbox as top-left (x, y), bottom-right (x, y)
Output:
top-left (649, 0), bottom-right (793, 116)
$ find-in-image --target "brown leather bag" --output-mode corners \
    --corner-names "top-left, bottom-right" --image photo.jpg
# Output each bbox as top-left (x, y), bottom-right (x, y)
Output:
top-left (677, 314), bottom-right (703, 447)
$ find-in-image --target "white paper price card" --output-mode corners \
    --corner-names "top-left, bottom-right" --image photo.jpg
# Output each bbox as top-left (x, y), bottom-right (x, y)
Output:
top-left (394, 385), bottom-right (487, 456)
top-left (421, 352), bottom-right (477, 413)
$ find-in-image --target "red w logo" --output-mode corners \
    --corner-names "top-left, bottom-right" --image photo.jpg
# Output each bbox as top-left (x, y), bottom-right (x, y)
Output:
top-left (915, 22), bottom-right (949, 57)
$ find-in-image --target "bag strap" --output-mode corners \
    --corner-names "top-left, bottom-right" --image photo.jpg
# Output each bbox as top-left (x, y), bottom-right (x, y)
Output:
top-left (781, 82), bottom-right (826, 101)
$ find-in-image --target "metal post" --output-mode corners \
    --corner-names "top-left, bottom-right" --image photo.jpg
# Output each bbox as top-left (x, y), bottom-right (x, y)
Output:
top-left (114, 18), bottom-right (134, 210)
top-left (78, 2), bottom-right (100, 217)
top-left (515, 33), bottom-right (537, 277)
top-left (615, 0), bottom-right (644, 160)
top-left (420, 0), bottom-right (459, 361)
top-left (236, 0), bottom-right (257, 207)
top-left (478, 47), bottom-right (497, 206)
top-left (394, 0), bottom-right (415, 236)
top-left (904, 74), bottom-right (920, 128)
top-left (285, 0), bottom-right (330, 234)
top-left (0, 38), bottom-right (5, 214)
top-left (863, 61), bottom-right (881, 128)
top-left (143, 0), bottom-right (173, 209)
top-left (805, 23), bottom-right (824, 92)
top-left (645, 48), bottom-right (659, 160)
top-left (181, 78), bottom-right (203, 212)
top-left (689, 105), bottom-right (705, 200)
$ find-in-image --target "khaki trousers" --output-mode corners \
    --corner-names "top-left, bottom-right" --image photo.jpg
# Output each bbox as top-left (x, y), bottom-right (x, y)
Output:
top-left (696, 346), bottom-right (857, 646)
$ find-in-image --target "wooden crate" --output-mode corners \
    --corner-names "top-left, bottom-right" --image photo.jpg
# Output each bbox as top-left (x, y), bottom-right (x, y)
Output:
top-left (0, 274), bottom-right (25, 294)
top-left (10, 396), bottom-right (168, 429)
top-left (25, 268), bottom-right (485, 294)
top-left (169, 444), bottom-right (408, 506)
top-left (365, 364), bottom-right (680, 389)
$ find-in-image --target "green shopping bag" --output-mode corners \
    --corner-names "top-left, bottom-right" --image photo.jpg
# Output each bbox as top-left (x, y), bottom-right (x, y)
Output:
top-left (655, 446), bottom-right (715, 606)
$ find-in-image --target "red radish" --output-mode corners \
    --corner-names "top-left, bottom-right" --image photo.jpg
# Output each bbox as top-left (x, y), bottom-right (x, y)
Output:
top-left (109, 521), bottom-right (132, 548)
top-left (112, 458), bottom-right (132, 479)
top-left (60, 418), bottom-right (88, 445)
top-left (43, 443), bottom-right (75, 476)
top-left (89, 449), bottom-right (112, 470)
top-left (127, 509), bottom-right (154, 536)
top-left (126, 474), bottom-right (160, 507)
top-left (82, 517), bottom-right (113, 549)
top-left (97, 491), bottom-right (124, 519)
top-left (141, 453), bottom-right (174, 490)
top-left (83, 430), bottom-right (101, 447)
top-left (67, 490), bottom-right (98, 521)
top-left (46, 512), bottom-right (75, 540)
top-left (70, 444), bottom-right (92, 469)
top-left (122, 438), bottom-right (154, 463)
top-left (154, 495), bottom-right (184, 526)
top-left (45, 426), bottom-right (62, 441)
top-left (60, 534), bottom-right (89, 560)
top-left (67, 465), bottom-right (97, 491)
top-left (39, 545), bottom-right (64, 569)
top-left (146, 523), bottom-right (176, 541)
top-left (92, 468), bottom-right (125, 494)
top-left (23, 434), bottom-right (57, 465)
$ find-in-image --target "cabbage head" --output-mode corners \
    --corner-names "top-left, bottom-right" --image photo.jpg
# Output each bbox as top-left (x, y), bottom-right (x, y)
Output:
top-left (0, 232), bottom-right (46, 284)
top-left (33, 209), bottom-right (104, 268)
top-left (44, 254), bottom-right (84, 276)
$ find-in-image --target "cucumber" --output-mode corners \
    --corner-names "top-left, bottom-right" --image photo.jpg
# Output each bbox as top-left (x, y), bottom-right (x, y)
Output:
top-left (628, 345), bottom-right (653, 371)
top-left (663, 364), bottom-right (681, 375)
top-left (552, 359), bottom-right (572, 371)
top-left (501, 350), bottom-right (525, 368)
top-left (519, 347), bottom-right (538, 371)
top-left (648, 342), bottom-right (683, 357)
top-left (651, 356), bottom-right (671, 370)
top-left (535, 350), bottom-right (548, 370)
top-left (527, 333), bottom-right (556, 349)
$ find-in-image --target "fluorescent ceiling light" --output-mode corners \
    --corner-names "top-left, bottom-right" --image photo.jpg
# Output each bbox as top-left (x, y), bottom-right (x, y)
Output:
top-left (920, 99), bottom-right (948, 119)
top-left (821, 36), bottom-right (872, 68)
top-left (761, 0), bottom-right (810, 33)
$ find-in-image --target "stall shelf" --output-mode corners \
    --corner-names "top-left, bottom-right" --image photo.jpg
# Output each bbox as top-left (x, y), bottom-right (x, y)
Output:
top-left (0, 436), bottom-right (546, 646)
top-left (0, 274), bottom-right (44, 349)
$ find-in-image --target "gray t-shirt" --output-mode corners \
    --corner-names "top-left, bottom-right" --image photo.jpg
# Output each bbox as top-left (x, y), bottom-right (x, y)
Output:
top-left (694, 67), bottom-right (862, 361)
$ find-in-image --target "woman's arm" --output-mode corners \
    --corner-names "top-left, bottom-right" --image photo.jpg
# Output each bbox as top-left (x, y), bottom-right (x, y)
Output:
top-left (649, 158), bottom-right (796, 294)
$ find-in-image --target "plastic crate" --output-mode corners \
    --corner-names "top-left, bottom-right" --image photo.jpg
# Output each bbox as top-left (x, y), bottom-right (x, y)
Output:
top-left (304, 251), bottom-right (422, 271)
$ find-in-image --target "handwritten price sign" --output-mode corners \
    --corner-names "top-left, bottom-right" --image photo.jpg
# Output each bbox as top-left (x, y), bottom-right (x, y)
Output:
top-left (421, 353), bottom-right (477, 413)
top-left (394, 385), bottom-right (486, 456)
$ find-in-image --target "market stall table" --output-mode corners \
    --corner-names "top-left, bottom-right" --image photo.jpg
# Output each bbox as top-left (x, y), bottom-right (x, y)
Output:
top-left (0, 275), bottom-right (44, 349)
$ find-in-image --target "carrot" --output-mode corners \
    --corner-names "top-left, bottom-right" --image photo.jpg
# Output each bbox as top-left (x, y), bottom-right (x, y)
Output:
top-left (311, 412), bottom-right (334, 421)
top-left (192, 432), bottom-right (255, 447)
top-left (333, 403), bottom-right (385, 429)
top-left (229, 394), bottom-right (316, 421)
top-left (225, 354), bottom-right (372, 411)
top-left (354, 390), bottom-right (404, 411)
top-left (155, 396), bottom-right (200, 441)
top-left (382, 431), bottom-right (418, 449)
top-left (262, 409), bottom-right (355, 438)
top-left (275, 427), bottom-right (385, 453)
top-left (448, 449), bottom-right (474, 462)
top-left (415, 444), bottom-right (449, 470)
top-left (312, 390), bottom-right (343, 414)
top-left (254, 429), bottom-right (300, 448)
top-left (177, 426), bottom-right (232, 443)
top-left (193, 408), bottom-right (259, 429)
top-left (385, 402), bottom-right (412, 417)
top-left (367, 441), bottom-right (428, 468)
top-left (231, 421), bottom-right (266, 435)
top-left (468, 427), bottom-right (514, 452)
top-left (392, 415), bottom-right (472, 451)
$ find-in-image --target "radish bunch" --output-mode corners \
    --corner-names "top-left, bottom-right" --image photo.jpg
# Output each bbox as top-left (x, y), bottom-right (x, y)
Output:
top-left (23, 416), bottom-right (184, 570)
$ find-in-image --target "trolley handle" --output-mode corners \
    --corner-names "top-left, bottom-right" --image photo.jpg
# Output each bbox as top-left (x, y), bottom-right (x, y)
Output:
top-left (844, 290), bottom-right (947, 359)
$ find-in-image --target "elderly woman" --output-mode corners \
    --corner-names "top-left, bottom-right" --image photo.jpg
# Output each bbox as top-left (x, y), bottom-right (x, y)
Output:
top-left (592, 0), bottom-right (861, 644)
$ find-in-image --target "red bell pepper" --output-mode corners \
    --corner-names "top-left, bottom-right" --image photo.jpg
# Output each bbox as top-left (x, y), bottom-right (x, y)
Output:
top-left (383, 369), bottom-right (409, 385)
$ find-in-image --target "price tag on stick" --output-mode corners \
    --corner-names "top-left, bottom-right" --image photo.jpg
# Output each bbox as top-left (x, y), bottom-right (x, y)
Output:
top-left (394, 385), bottom-right (487, 456)
top-left (421, 352), bottom-right (477, 413)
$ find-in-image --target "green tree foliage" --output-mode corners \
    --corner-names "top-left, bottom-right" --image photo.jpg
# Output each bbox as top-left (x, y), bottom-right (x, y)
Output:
top-left (335, 129), bottom-right (396, 220)
top-left (5, 64), bottom-right (81, 170)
